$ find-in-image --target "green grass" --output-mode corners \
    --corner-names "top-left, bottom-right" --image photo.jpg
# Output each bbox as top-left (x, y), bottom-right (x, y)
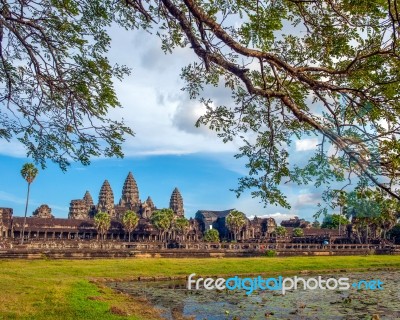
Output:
top-left (0, 255), bottom-right (400, 319)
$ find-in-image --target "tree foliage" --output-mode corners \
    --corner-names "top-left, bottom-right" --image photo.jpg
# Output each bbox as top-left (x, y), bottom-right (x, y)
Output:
top-left (203, 228), bottom-right (220, 242)
top-left (173, 216), bottom-right (189, 235)
top-left (312, 220), bottom-right (321, 229)
top-left (5, 1), bottom-right (400, 209)
top-left (94, 211), bottom-right (111, 241)
top-left (20, 162), bottom-right (38, 244)
top-left (346, 188), bottom-right (400, 242)
top-left (226, 209), bottom-right (247, 240)
top-left (321, 214), bottom-right (350, 229)
top-left (21, 163), bottom-right (38, 184)
top-left (0, 0), bottom-right (141, 170)
top-left (292, 228), bottom-right (304, 237)
top-left (118, 0), bottom-right (400, 210)
top-left (388, 224), bottom-right (400, 244)
top-left (275, 225), bottom-right (287, 236)
top-left (122, 210), bottom-right (139, 241)
top-left (150, 208), bottom-right (174, 240)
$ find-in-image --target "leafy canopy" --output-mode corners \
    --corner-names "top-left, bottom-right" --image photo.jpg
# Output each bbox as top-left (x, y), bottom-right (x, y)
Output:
top-left (20, 163), bottom-right (38, 184)
top-left (321, 214), bottom-right (350, 229)
top-left (292, 228), bottom-right (304, 237)
top-left (0, 0), bottom-right (146, 170)
top-left (94, 211), bottom-right (111, 236)
top-left (174, 216), bottom-right (190, 234)
top-left (226, 209), bottom-right (247, 233)
top-left (122, 210), bottom-right (139, 232)
top-left (203, 228), bottom-right (220, 242)
top-left (150, 208), bottom-right (175, 233)
top-left (275, 226), bottom-right (287, 236)
top-left (117, 0), bottom-right (400, 212)
top-left (5, 1), bottom-right (400, 211)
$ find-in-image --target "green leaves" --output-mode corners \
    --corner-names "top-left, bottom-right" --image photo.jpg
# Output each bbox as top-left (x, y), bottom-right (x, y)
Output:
top-left (321, 214), bottom-right (350, 229)
top-left (0, 0), bottom-right (141, 170)
top-left (122, 210), bottom-right (140, 232)
top-left (203, 229), bottom-right (220, 242)
top-left (20, 163), bottom-right (38, 185)
top-left (292, 228), bottom-right (304, 237)
top-left (94, 211), bottom-right (111, 237)
top-left (150, 209), bottom-right (175, 233)
top-left (226, 209), bottom-right (246, 239)
top-left (174, 217), bottom-right (189, 234)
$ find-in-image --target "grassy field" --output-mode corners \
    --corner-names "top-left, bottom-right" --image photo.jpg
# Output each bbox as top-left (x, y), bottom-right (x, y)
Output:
top-left (1, 255), bottom-right (400, 319)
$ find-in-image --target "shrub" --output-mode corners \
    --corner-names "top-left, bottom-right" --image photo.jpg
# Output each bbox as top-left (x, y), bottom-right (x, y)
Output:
top-left (293, 228), bottom-right (304, 237)
top-left (203, 229), bottom-right (220, 242)
top-left (265, 249), bottom-right (276, 257)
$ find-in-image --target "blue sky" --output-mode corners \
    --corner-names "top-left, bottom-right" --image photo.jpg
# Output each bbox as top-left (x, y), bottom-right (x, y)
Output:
top-left (0, 150), bottom-right (325, 222)
top-left (0, 25), bottom-right (330, 223)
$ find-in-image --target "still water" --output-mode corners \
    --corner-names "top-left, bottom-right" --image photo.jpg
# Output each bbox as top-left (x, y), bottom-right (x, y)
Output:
top-left (107, 271), bottom-right (400, 320)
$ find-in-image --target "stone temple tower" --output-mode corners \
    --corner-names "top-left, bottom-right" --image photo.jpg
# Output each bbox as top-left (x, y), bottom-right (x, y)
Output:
top-left (142, 196), bottom-right (156, 219)
top-left (119, 172), bottom-right (139, 209)
top-left (83, 191), bottom-right (94, 207)
top-left (169, 187), bottom-right (184, 217)
top-left (97, 180), bottom-right (115, 217)
top-left (83, 191), bottom-right (95, 218)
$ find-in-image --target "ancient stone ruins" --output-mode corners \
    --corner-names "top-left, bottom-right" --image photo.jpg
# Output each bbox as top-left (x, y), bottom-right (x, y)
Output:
top-left (0, 171), bottom-right (399, 257)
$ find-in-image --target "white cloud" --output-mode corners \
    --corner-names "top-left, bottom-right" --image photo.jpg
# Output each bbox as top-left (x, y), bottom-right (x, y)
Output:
top-left (296, 193), bottom-right (320, 207)
top-left (295, 138), bottom-right (318, 151)
top-left (0, 191), bottom-right (25, 205)
top-left (0, 191), bottom-right (68, 214)
top-left (0, 140), bottom-right (26, 158)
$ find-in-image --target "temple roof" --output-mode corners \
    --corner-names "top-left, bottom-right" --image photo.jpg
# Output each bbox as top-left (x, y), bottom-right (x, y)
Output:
top-left (195, 209), bottom-right (234, 219)
top-left (11, 216), bottom-right (123, 231)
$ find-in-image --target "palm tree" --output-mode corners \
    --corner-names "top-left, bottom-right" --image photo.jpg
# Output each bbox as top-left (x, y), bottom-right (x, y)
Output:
top-left (173, 216), bottom-right (190, 241)
top-left (151, 209), bottom-right (174, 242)
top-left (20, 163), bottom-right (38, 244)
top-left (122, 210), bottom-right (139, 242)
top-left (94, 211), bottom-right (111, 245)
top-left (226, 210), bottom-right (247, 241)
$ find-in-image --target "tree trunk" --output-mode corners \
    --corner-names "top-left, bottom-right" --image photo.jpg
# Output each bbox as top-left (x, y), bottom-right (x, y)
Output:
top-left (128, 231), bottom-right (131, 242)
top-left (20, 183), bottom-right (31, 245)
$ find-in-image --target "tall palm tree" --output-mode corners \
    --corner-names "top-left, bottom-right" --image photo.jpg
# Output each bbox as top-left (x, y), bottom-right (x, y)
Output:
top-left (151, 209), bottom-right (174, 242)
top-left (122, 210), bottom-right (139, 242)
top-left (173, 216), bottom-right (190, 241)
top-left (94, 211), bottom-right (111, 246)
top-left (20, 163), bottom-right (38, 244)
top-left (226, 210), bottom-right (247, 241)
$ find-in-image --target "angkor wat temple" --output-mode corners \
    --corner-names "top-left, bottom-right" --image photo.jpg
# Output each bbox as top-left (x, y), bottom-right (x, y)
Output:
top-left (0, 172), bottom-right (201, 242)
top-left (0, 171), bottom-right (345, 244)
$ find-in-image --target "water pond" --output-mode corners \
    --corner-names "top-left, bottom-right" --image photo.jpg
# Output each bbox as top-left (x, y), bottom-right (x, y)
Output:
top-left (107, 271), bottom-right (400, 320)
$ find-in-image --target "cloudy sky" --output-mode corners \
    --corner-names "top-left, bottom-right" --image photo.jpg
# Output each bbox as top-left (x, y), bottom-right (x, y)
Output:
top-left (0, 25), bottom-right (330, 224)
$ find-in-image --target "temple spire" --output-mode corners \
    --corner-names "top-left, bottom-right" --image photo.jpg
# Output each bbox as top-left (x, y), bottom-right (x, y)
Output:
top-left (169, 187), bottom-right (184, 217)
top-left (97, 180), bottom-right (115, 217)
top-left (83, 191), bottom-right (93, 207)
top-left (119, 172), bottom-right (139, 208)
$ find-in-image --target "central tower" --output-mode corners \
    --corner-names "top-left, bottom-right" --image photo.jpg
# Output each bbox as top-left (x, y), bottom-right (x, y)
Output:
top-left (119, 172), bottom-right (139, 209)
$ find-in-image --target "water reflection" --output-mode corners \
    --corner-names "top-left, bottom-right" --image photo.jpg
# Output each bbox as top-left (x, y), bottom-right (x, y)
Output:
top-left (107, 271), bottom-right (400, 320)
